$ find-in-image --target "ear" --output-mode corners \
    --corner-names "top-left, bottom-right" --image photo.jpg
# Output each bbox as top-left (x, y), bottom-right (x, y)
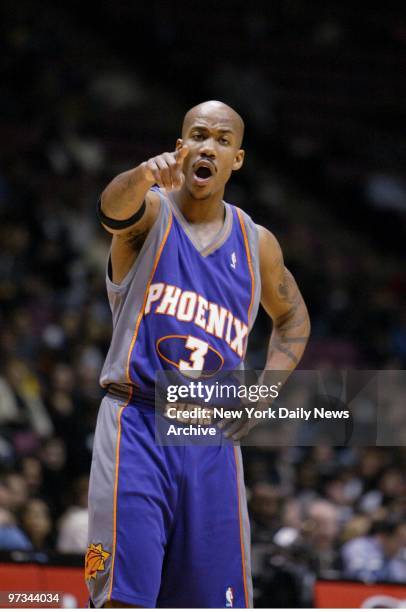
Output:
top-left (232, 149), bottom-right (245, 171)
top-left (176, 138), bottom-right (184, 152)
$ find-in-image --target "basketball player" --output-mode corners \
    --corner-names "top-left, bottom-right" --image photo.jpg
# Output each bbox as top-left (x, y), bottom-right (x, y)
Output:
top-left (86, 100), bottom-right (310, 608)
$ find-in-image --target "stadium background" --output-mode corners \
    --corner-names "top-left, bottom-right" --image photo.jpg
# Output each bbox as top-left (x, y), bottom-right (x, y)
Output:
top-left (0, 0), bottom-right (405, 607)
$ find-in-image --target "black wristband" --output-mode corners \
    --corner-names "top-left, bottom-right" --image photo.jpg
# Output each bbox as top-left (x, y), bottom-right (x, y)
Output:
top-left (97, 198), bottom-right (146, 230)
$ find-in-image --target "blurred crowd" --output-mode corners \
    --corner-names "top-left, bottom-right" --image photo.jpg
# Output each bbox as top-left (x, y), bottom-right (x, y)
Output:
top-left (0, 0), bottom-right (405, 606)
top-left (245, 446), bottom-right (406, 605)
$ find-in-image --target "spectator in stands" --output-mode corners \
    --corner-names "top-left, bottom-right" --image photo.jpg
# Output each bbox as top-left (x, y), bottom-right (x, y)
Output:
top-left (4, 472), bottom-right (28, 514)
top-left (303, 499), bottom-right (341, 573)
top-left (19, 456), bottom-right (43, 498)
top-left (340, 514), bottom-right (371, 544)
top-left (57, 475), bottom-right (89, 553)
top-left (249, 483), bottom-right (283, 539)
top-left (3, 359), bottom-right (53, 439)
top-left (40, 437), bottom-right (69, 518)
top-left (280, 497), bottom-right (302, 531)
top-left (20, 498), bottom-right (54, 551)
top-left (341, 518), bottom-right (406, 583)
top-left (0, 507), bottom-right (32, 551)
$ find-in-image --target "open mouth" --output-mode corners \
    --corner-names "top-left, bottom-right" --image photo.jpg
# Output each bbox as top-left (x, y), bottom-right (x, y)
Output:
top-left (195, 166), bottom-right (212, 179)
top-left (192, 160), bottom-right (216, 184)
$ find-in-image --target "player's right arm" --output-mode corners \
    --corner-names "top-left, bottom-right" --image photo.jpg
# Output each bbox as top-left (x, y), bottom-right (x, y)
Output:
top-left (100, 146), bottom-right (188, 283)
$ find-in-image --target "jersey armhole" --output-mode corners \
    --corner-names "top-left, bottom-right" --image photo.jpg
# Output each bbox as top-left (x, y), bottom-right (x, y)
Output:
top-left (235, 206), bottom-right (262, 331)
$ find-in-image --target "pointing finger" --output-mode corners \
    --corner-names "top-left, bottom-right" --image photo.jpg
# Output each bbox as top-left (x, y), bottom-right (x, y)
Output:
top-left (175, 146), bottom-right (189, 166)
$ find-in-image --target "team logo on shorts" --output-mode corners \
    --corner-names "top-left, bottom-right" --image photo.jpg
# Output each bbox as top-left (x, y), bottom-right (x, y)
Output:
top-left (85, 543), bottom-right (110, 581)
top-left (225, 586), bottom-right (234, 608)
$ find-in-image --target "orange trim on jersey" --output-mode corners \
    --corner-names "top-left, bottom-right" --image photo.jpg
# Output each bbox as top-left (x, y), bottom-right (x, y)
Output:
top-left (234, 447), bottom-right (249, 608)
top-left (107, 390), bottom-right (132, 601)
top-left (236, 208), bottom-right (255, 328)
top-left (108, 211), bottom-right (173, 601)
top-left (125, 211), bottom-right (173, 383)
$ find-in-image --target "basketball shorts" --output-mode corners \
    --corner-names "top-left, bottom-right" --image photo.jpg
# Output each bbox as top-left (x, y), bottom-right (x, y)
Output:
top-left (86, 394), bottom-right (253, 608)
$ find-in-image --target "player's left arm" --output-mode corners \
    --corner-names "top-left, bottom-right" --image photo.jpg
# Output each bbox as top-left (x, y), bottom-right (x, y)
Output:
top-left (220, 225), bottom-right (310, 440)
top-left (258, 225), bottom-right (311, 371)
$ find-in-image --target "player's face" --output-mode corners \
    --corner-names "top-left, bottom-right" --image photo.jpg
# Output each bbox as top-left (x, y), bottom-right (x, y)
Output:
top-left (177, 113), bottom-right (244, 200)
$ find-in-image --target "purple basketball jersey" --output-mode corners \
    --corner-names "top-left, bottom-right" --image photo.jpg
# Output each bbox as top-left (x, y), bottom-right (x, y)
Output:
top-left (88, 190), bottom-right (261, 608)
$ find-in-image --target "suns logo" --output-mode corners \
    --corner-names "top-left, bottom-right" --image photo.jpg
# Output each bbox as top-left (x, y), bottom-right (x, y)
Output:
top-left (85, 543), bottom-right (110, 581)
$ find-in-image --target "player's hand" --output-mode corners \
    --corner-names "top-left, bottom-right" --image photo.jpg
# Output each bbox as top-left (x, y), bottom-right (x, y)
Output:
top-left (217, 399), bottom-right (270, 441)
top-left (218, 412), bottom-right (258, 441)
top-left (142, 146), bottom-right (189, 191)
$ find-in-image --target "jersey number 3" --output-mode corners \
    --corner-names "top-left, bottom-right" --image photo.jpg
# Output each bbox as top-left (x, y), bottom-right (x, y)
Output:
top-left (179, 336), bottom-right (208, 374)
top-left (156, 334), bottom-right (224, 376)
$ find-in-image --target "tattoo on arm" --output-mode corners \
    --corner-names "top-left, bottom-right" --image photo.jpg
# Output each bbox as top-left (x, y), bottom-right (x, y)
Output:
top-left (276, 308), bottom-right (308, 332)
top-left (268, 268), bottom-right (310, 366)
top-left (277, 268), bottom-right (300, 305)
top-left (267, 342), bottom-right (300, 365)
top-left (275, 269), bottom-right (306, 331)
